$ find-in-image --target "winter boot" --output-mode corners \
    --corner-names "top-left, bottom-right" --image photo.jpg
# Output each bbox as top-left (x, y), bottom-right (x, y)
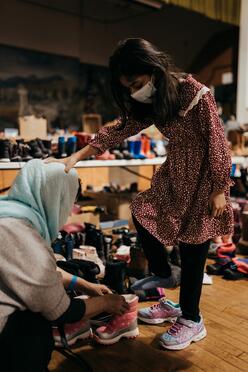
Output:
top-left (28, 140), bottom-right (43, 158)
top-left (19, 143), bottom-right (33, 162)
top-left (0, 139), bottom-right (10, 162)
top-left (85, 223), bottom-right (105, 263)
top-left (103, 259), bottom-right (127, 294)
top-left (58, 136), bottom-right (67, 158)
top-left (94, 294), bottom-right (139, 345)
top-left (53, 320), bottom-right (92, 347)
top-left (10, 142), bottom-right (22, 162)
top-left (67, 136), bottom-right (77, 156)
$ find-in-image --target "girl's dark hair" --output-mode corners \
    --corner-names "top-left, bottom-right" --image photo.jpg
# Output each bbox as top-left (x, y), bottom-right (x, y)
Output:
top-left (109, 38), bottom-right (185, 125)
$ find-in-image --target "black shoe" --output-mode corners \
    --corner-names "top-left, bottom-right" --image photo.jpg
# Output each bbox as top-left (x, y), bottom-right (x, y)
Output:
top-left (36, 138), bottom-right (49, 158)
top-left (42, 139), bottom-right (52, 156)
top-left (20, 144), bottom-right (33, 162)
top-left (57, 259), bottom-right (100, 284)
top-left (85, 223), bottom-right (105, 263)
top-left (103, 234), bottom-right (113, 261)
top-left (10, 142), bottom-right (22, 162)
top-left (0, 139), bottom-right (10, 162)
top-left (223, 267), bottom-right (247, 280)
top-left (28, 140), bottom-right (43, 158)
top-left (103, 259), bottom-right (127, 294)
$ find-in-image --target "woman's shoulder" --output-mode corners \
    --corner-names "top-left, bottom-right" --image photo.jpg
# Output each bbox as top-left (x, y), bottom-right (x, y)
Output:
top-left (0, 217), bottom-right (46, 246)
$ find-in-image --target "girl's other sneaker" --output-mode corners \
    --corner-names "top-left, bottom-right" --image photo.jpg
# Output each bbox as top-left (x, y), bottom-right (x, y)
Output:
top-left (94, 294), bottom-right (139, 345)
top-left (138, 298), bottom-right (181, 324)
top-left (160, 316), bottom-right (207, 350)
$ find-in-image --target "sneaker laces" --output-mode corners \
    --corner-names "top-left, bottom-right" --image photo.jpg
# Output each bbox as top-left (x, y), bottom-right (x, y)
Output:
top-left (151, 303), bottom-right (161, 310)
top-left (168, 321), bottom-right (184, 335)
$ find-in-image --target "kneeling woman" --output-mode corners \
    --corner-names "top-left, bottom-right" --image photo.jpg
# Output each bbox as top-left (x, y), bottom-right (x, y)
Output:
top-left (0, 160), bottom-right (128, 372)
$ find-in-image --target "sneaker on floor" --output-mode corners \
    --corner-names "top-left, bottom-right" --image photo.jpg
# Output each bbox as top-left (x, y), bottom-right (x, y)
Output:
top-left (131, 265), bottom-right (181, 290)
top-left (138, 298), bottom-right (181, 324)
top-left (53, 319), bottom-right (92, 347)
top-left (94, 294), bottom-right (139, 345)
top-left (160, 316), bottom-right (207, 350)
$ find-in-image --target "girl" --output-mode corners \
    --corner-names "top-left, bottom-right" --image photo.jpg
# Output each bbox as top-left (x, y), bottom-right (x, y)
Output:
top-left (47, 38), bottom-right (233, 350)
top-left (0, 160), bottom-right (128, 372)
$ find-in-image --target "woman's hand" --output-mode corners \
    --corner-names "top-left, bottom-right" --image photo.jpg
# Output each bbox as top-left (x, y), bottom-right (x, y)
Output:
top-left (45, 154), bottom-right (79, 173)
top-left (209, 191), bottom-right (226, 218)
top-left (103, 294), bottom-right (129, 315)
top-left (83, 283), bottom-right (112, 297)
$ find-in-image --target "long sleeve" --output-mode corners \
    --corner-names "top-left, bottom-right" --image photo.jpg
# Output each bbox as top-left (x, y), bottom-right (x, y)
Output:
top-left (198, 91), bottom-right (232, 192)
top-left (88, 117), bottom-right (153, 154)
top-left (0, 219), bottom-right (70, 323)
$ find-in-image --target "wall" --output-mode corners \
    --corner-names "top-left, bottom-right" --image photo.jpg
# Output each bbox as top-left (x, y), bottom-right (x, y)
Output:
top-left (0, 0), bottom-right (232, 70)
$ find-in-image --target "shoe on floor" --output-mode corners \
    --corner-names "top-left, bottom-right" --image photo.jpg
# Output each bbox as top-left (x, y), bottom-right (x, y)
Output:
top-left (53, 319), bottom-right (92, 347)
top-left (160, 316), bottom-right (207, 350)
top-left (131, 265), bottom-right (181, 290)
top-left (138, 298), bottom-right (181, 324)
top-left (94, 294), bottom-right (139, 345)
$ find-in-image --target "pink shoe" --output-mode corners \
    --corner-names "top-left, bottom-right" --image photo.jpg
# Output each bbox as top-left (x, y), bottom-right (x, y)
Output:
top-left (94, 294), bottom-right (139, 345)
top-left (138, 298), bottom-right (181, 324)
top-left (53, 319), bottom-right (92, 347)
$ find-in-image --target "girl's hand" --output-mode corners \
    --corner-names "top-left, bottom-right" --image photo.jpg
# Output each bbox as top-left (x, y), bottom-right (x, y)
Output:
top-left (45, 154), bottom-right (79, 173)
top-left (83, 283), bottom-right (112, 297)
top-left (209, 191), bottom-right (226, 218)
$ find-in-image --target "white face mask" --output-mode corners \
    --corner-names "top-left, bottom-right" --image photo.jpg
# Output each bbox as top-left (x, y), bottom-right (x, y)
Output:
top-left (131, 79), bottom-right (156, 104)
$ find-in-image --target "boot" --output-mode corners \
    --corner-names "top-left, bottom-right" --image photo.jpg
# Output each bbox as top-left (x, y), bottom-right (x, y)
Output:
top-left (67, 136), bottom-right (77, 156)
top-left (126, 233), bottom-right (149, 279)
top-left (36, 138), bottom-right (49, 158)
top-left (0, 139), bottom-right (10, 162)
top-left (85, 223), bottom-right (105, 263)
top-left (65, 234), bottom-right (74, 260)
top-left (103, 234), bottom-right (113, 261)
top-left (58, 136), bottom-right (67, 158)
top-left (53, 319), bottom-right (92, 347)
top-left (41, 139), bottom-right (52, 156)
top-left (19, 143), bottom-right (33, 162)
top-left (27, 140), bottom-right (43, 158)
top-left (10, 142), bottom-right (22, 162)
top-left (103, 259), bottom-right (127, 294)
top-left (94, 294), bottom-right (139, 345)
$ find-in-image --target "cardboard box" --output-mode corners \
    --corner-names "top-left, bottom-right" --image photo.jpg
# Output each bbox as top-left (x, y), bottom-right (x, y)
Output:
top-left (19, 115), bottom-right (47, 139)
top-left (83, 191), bottom-right (136, 221)
top-left (66, 211), bottom-right (100, 228)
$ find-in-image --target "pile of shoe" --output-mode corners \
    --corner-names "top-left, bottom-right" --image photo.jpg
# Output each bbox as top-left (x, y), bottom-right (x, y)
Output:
top-left (0, 138), bottom-right (52, 162)
top-left (206, 240), bottom-right (248, 280)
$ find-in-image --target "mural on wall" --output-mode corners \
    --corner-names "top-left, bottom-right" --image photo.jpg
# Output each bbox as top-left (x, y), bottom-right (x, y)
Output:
top-left (0, 45), bottom-right (117, 131)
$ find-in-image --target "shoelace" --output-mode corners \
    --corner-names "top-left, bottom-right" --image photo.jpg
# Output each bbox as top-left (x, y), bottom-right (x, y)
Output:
top-left (151, 303), bottom-right (161, 310)
top-left (168, 321), bottom-right (184, 335)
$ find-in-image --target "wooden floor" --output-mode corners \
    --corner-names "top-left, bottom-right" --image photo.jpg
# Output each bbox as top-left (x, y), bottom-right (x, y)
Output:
top-left (49, 266), bottom-right (248, 372)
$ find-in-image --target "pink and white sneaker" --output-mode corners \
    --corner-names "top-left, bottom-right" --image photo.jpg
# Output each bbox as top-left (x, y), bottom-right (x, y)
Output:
top-left (160, 316), bottom-right (207, 350)
top-left (53, 319), bottom-right (92, 347)
top-left (138, 298), bottom-right (181, 324)
top-left (94, 294), bottom-right (139, 345)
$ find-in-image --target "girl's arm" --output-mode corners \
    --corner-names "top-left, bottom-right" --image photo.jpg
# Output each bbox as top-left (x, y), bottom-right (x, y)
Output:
top-left (198, 91), bottom-right (232, 193)
top-left (46, 117), bottom-right (153, 172)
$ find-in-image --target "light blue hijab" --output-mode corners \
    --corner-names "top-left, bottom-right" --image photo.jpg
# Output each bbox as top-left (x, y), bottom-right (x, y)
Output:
top-left (0, 159), bottom-right (79, 243)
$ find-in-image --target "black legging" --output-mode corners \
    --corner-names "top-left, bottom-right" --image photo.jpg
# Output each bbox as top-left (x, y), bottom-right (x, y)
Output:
top-left (0, 310), bottom-right (54, 372)
top-left (133, 216), bottom-right (209, 322)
